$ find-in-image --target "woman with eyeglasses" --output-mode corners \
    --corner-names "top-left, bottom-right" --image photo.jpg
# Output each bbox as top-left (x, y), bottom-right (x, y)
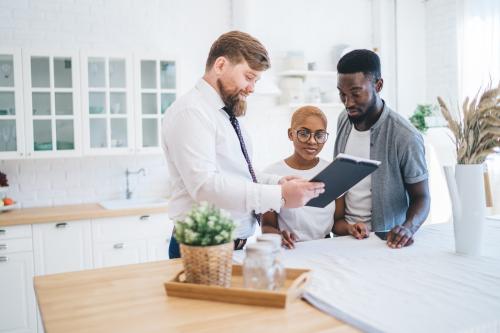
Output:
top-left (261, 106), bottom-right (335, 248)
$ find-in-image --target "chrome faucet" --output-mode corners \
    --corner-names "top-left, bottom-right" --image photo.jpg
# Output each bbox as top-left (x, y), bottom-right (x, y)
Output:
top-left (125, 168), bottom-right (146, 199)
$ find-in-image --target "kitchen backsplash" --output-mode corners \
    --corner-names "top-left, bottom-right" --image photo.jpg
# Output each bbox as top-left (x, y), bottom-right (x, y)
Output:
top-left (0, 155), bottom-right (169, 208)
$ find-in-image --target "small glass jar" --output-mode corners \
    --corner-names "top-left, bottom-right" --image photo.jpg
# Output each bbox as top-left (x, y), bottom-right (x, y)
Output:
top-left (243, 243), bottom-right (275, 290)
top-left (257, 234), bottom-right (286, 290)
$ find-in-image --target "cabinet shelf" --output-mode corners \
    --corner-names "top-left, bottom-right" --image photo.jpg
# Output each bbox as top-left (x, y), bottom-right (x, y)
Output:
top-left (278, 70), bottom-right (337, 78)
top-left (286, 102), bottom-right (344, 109)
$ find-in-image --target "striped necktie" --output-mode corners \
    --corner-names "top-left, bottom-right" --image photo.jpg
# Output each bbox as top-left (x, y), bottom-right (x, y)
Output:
top-left (223, 107), bottom-right (261, 224)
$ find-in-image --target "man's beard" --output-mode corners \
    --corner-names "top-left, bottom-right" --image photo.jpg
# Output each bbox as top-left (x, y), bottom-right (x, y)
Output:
top-left (217, 79), bottom-right (247, 117)
top-left (347, 91), bottom-right (377, 124)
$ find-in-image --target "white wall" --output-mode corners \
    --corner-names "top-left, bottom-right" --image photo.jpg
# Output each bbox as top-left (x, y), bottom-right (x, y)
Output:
top-left (425, 0), bottom-right (460, 105)
top-left (233, 0), bottom-right (375, 170)
top-left (395, 0), bottom-right (427, 117)
top-left (233, 0), bottom-right (374, 72)
top-left (0, 0), bottom-right (231, 207)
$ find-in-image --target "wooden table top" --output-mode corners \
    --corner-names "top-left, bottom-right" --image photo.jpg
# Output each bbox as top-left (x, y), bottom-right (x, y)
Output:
top-left (0, 203), bottom-right (168, 227)
top-left (34, 259), bottom-right (357, 333)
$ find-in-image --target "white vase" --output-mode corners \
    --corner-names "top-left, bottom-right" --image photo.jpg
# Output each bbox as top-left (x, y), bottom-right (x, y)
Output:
top-left (443, 164), bottom-right (485, 256)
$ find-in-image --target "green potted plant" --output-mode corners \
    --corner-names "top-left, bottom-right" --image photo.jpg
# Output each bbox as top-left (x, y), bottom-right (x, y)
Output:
top-left (409, 104), bottom-right (440, 133)
top-left (175, 202), bottom-right (236, 287)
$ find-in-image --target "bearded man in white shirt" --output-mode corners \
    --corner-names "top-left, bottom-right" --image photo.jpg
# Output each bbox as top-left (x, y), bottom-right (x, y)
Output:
top-left (162, 31), bottom-right (325, 258)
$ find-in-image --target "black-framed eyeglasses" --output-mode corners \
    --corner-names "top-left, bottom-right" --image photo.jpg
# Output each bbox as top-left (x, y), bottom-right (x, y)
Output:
top-left (295, 129), bottom-right (329, 144)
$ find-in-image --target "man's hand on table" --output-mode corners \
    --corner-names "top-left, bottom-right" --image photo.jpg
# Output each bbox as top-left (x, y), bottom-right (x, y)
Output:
top-left (387, 225), bottom-right (415, 248)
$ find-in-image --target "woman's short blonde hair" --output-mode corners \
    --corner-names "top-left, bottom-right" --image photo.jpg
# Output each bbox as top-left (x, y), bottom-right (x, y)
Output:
top-left (291, 105), bottom-right (327, 129)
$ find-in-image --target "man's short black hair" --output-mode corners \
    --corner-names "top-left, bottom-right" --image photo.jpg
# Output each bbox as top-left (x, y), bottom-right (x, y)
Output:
top-left (337, 49), bottom-right (381, 81)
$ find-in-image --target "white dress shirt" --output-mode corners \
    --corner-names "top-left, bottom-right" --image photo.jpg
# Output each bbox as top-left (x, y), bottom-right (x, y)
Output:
top-left (161, 79), bottom-right (282, 238)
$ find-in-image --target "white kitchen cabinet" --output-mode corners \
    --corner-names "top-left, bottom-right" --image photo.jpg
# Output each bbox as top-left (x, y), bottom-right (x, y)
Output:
top-left (2, 49), bottom-right (179, 159)
top-left (22, 50), bottom-right (81, 158)
top-left (92, 213), bottom-right (172, 268)
top-left (80, 53), bottom-right (135, 155)
top-left (0, 212), bottom-right (172, 332)
top-left (32, 220), bottom-right (93, 275)
top-left (0, 225), bottom-right (32, 240)
top-left (0, 48), bottom-right (25, 160)
top-left (93, 239), bottom-right (148, 268)
top-left (134, 56), bottom-right (177, 154)
top-left (0, 225), bottom-right (36, 333)
top-left (147, 236), bottom-right (171, 262)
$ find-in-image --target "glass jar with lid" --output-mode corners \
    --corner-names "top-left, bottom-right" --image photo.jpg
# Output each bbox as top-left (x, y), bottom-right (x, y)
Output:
top-left (257, 234), bottom-right (286, 290)
top-left (243, 242), bottom-right (275, 290)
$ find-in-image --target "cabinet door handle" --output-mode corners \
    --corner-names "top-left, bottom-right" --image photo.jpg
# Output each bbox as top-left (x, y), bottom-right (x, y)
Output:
top-left (0, 229), bottom-right (5, 235)
top-left (113, 243), bottom-right (124, 249)
top-left (0, 256), bottom-right (8, 262)
top-left (55, 223), bottom-right (67, 229)
top-left (139, 215), bottom-right (150, 221)
top-left (0, 244), bottom-right (7, 250)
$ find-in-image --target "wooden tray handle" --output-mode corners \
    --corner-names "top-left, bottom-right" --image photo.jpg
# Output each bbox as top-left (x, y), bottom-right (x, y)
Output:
top-left (287, 272), bottom-right (311, 300)
top-left (173, 270), bottom-right (186, 283)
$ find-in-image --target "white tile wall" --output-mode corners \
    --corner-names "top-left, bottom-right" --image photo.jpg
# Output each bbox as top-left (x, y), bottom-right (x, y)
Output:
top-left (0, 156), bottom-right (169, 207)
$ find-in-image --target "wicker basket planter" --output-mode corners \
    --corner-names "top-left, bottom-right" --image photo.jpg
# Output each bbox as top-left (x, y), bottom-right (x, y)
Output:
top-left (180, 242), bottom-right (233, 287)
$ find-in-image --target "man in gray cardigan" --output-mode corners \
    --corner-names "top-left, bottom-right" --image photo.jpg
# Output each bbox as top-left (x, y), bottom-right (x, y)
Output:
top-left (332, 49), bottom-right (430, 248)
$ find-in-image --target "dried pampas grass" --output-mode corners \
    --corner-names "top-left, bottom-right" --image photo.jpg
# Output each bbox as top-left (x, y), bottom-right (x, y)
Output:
top-left (438, 83), bottom-right (500, 164)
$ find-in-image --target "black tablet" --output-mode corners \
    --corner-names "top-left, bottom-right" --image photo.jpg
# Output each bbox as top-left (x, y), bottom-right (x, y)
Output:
top-left (306, 153), bottom-right (381, 208)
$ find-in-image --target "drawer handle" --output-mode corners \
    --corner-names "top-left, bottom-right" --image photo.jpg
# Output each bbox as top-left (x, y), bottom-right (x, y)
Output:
top-left (0, 244), bottom-right (7, 250)
top-left (139, 215), bottom-right (150, 221)
top-left (0, 229), bottom-right (5, 235)
top-left (55, 223), bottom-right (67, 229)
top-left (113, 243), bottom-right (124, 249)
top-left (0, 256), bottom-right (8, 262)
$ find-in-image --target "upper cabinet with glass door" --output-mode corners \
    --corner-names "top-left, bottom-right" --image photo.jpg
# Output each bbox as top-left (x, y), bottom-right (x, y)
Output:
top-left (81, 54), bottom-right (134, 155)
top-left (22, 51), bottom-right (81, 157)
top-left (134, 57), bottom-right (177, 153)
top-left (0, 49), bottom-right (24, 159)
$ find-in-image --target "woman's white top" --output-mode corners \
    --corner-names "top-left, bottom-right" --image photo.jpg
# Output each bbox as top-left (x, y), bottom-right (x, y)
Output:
top-left (263, 159), bottom-right (335, 241)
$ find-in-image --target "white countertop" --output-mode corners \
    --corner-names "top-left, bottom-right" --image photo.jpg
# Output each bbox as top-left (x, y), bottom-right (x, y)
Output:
top-left (235, 220), bottom-right (500, 333)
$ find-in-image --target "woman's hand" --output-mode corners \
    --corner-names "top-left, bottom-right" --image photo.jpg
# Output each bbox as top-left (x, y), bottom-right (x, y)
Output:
top-left (347, 223), bottom-right (369, 240)
top-left (281, 230), bottom-right (298, 249)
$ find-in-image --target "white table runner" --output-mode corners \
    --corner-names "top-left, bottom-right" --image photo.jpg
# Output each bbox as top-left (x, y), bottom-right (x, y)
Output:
top-left (235, 221), bottom-right (500, 332)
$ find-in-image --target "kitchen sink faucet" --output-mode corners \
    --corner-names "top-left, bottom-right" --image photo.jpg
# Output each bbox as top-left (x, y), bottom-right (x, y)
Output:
top-left (125, 168), bottom-right (146, 199)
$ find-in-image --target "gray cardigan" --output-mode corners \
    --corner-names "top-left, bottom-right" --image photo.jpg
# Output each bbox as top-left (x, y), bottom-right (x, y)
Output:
top-left (334, 103), bottom-right (428, 231)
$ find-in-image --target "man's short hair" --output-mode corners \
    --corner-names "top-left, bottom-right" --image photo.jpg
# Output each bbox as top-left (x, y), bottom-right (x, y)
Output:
top-left (337, 49), bottom-right (381, 81)
top-left (205, 31), bottom-right (270, 72)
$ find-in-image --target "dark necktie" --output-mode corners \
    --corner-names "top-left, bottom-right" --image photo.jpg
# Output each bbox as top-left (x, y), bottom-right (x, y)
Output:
top-left (223, 107), bottom-right (261, 224)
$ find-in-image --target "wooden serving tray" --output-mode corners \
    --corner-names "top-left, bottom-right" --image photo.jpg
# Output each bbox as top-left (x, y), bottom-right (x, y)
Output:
top-left (164, 264), bottom-right (311, 308)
